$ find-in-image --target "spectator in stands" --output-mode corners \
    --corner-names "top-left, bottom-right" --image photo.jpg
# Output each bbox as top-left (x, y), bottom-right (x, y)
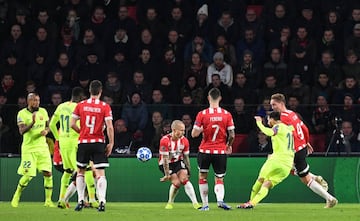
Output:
top-left (343, 7), bottom-right (360, 39)
top-left (84, 6), bottom-right (109, 42)
top-left (113, 119), bottom-right (132, 154)
top-left (61, 0), bottom-right (90, 24)
top-left (13, 8), bottom-right (32, 41)
top-left (166, 0), bottom-right (194, 25)
top-left (44, 69), bottom-right (71, 103)
top-left (107, 5), bottom-right (137, 43)
top-left (181, 113), bottom-right (201, 153)
top-left (0, 72), bottom-right (20, 104)
top-left (33, 8), bottom-right (58, 41)
top-left (0, 0), bottom-right (8, 45)
top-left (158, 75), bottom-right (180, 104)
top-left (57, 26), bottom-right (77, 66)
top-left (1, 24), bottom-right (27, 65)
top-left (165, 29), bottom-right (185, 62)
top-left (315, 50), bottom-right (343, 88)
top-left (289, 26), bottom-right (317, 86)
top-left (236, 27), bottom-right (265, 65)
top-left (183, 52), bottom-right (207, 88)
top-left (257, 74), bottom-right (282, 103)
top-left (286, 94), bottom-right (312, 128)
top-left (193, 4), bottom-right (210, 39)
top-left (0, 115), bottom-right (14, 154)
top-left (104, 26), bottom-right (131, 61)
top-left (75, 28), bottom-right (105, 64)
top-left (345, 23), bottom-right (360, 57)
top-left (102, 72), bottom-right (122, 104)
top-left (214, 34), bottom-right (237, 68)
top-left (311, 94), bottom-right (334, 135)
top-left (166, 6), bottom-right (192, 43)
top-left (212, 10), bottom-right (239, 45)
top-left (342, 50), bottom-right (360, 82)
top-left (206, 52), bottom-right (233, 87)
top-left (263, 47), bottom-right (288, 88)
top-left (267, 26), bottom-right (291, 63)
top-left (52, 53), bottom-right (73, 84)
top-left (240, 7), bottom-right (265, 40)
top-left (173, 93), bottom-right (198, 120)
top-left (139, 7), bottom-right (167, 42)
top-left (134, 48), bottom-right (159, 85)
top-left (76, 50), bottom-right (105, 83)
top-left (107, 49), bottom-right (133, 83)
top-left (256, 97), bottom-right (272, 120)
top-left (333, 75), bottom-right (360, 104)
top-left (238, 49), bottom-right (261, 90)
top-left (134, 28), bottom-right (162, 62)
top-left (24, 80), bottom-right (38, 95)
top-left (248, 130), bottom-right (273, 154)
top-left (317, 28), bottom-right (343, 64)
top-left (203, 73), bottom-right (232, 105)
top-left (143, 111), bottom-right (163, 153)
top-left (47, 91), bottom-right (63, 115)
top-left (159, 47), bottom-right (184, 88)
top-left (310, 72), bottom-right (337, 104)
top-left (264, 3), bottom-right (293, 44)
top-left (122, 70), bottom-right (152, 104)
top-left (295, 5), bottom-right (322, 41)
top-left (232, 97), bottom-right (256, 134)
top-left (63, 8), bottom-right (81, 41)
top-left (180, 75), bottom-right (204, 106)
top-left (148, 88), bottom-right (173, 120)
top-left (334, 94), bottom-right (360, 134)
top-left (27, 51), bottom-right (49, 92)
top-left (0, 52), bottom-right (26, 89)
top-left (184, 34), bottom-right (214, 65)
top-left (283, 74), bottom-right (311, 105)
top-left (231, 71), bottom-right (257, 109)
top-left (121, 91), bottom-right (148, 139)
top-left (323, 10), bottom-right (343, 44)
top-left (328, 120), bottom-right (360, 153)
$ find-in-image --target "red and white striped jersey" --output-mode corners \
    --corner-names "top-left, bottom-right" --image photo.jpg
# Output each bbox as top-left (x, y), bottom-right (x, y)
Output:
top-left (72, 98), bottom-right (113, 144)
top-left (194, 107), bottom-right (235, 154)
top-left (280, 110), bottom-right (309, 152)
top-left (158, 134), bottom-right (189, 165)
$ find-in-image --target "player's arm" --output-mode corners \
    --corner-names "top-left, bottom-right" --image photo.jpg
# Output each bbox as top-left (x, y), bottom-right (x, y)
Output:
top-left (160, 154), bottom-right (171, 182)
top-left (18, 112), bottom-right (36, 135)
top-left (49, 113), bottom-right (60, 140)
top-left (40, 120), bottom-right (50, 136)
top-left (70, 115), bottom-right (80, 133)
top-left (255, 116), bottom-right (275, 136)
top-left (183, 153), bottom-right (191, 172)
top-left (226, 129), bottom-right (235, 154)
top-left (105, 118), bottom-right (114, 157)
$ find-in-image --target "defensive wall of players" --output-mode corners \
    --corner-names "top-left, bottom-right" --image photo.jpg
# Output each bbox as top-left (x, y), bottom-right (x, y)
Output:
top-left (0, 157), bottom-right (359, 203)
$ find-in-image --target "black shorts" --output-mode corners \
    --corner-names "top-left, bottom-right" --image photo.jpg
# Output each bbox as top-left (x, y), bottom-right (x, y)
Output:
top-left (77, 143), bottom-right (108, 169)
top-left (294, 148), bottom-right (310, 177)
top-left (197, 152), bottom-right (227, 177)
top-left (159, 161), bottom-right (187, 175)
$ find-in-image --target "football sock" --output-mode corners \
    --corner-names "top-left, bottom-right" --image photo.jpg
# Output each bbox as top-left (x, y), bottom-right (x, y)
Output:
top-left (168, 184), bottom-right (180, 203)
top-left (15, 175), bottom-right (33, 196)
top-left (85, 170), bottom-right (96, 202)
top-left (182, 180), bottom-right (198, 204)
top-left (64, 182), bottom-right (77, 202)
top-left (250, 186), bottom-right (269, 206)
top-left (44, 175), bottom-right (53, 202)
top-left (250, 180), bottom-right (263, 200)
top-left (59, 171), bottom-right (72, 201)
top-left (97, 176), bottom-right (107, 203)
top-left (199, 179), bottom-right (209, 206)
top-left (76, 173), bottom-right (86, 202)
top-left (214, 180), bottom-right (224, 202)
top-left (308, 178), bottom-right (333, 201)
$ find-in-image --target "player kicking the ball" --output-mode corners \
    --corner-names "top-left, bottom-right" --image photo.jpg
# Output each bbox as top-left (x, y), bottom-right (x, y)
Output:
top-left (159, 120), bottom-right (202, 210)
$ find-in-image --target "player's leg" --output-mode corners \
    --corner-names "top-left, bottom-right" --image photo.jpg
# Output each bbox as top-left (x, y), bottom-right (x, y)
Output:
top-left (166, 175), bottom-right (181, 209)
top-left (37, 151), bottom-right (55, 207)
top-left (177, 164), bottom-right (201, 209)
top-left (213, 154), bottom-right (231, 210)
top-left (63, 172), bottom-right (77, 207)
top-left (85, 165), bottom-right (98, 207)
top-left (294, 149), bottom-right (337, 208)
top-left (197, 153), bottom-right (210, 210)
top-left (250, 178), bottom-right (264, 200)
top-left (11, 153), bottom-right (36, 207)
top-left (75, 143), bottom-right (90, 211)
top-left (93, 143), bottom-right (109, 212)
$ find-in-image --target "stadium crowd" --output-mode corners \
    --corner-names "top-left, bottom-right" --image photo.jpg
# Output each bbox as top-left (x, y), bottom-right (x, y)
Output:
top-left (0, 0), bottom-right (360, 154)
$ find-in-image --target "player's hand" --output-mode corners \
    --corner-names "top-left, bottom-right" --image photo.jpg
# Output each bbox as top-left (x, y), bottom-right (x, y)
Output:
top-left (226, 145), bottom-right (232, 155)
top-left (40, 129), bottom-right (48, 136)
top-left (105, 143), bottom-right (113, 157)
top-left (160, 175), bottom-right (171, 182)
top-left (306, 143), bottom-right (314, 155)
top-left (254, 116), bottom-right (262, 122)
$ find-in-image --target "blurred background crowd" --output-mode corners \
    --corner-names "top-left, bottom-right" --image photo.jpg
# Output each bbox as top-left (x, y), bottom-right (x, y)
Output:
top-left (0, 0), bottom-right (359, 155)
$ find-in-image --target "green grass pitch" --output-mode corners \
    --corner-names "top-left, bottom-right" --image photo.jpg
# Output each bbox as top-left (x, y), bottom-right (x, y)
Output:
top-left (0, 202), bottom-right (359, 221)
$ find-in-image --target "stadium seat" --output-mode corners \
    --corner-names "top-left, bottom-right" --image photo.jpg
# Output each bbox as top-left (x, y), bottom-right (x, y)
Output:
top-left (309, 133), bottom-right (327, 152)
top-left (247, 5), bottom-right (263, 17)
top-left (233, 134), bottom-right (249, 153)
top-left (128, 6), bottom-right (138, 23)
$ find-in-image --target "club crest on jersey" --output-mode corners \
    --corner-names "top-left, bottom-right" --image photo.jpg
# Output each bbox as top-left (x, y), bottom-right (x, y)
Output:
top-left (39, 116), bottom-right (43, 120)
top-left (161, 146), bottom-right (166, 151)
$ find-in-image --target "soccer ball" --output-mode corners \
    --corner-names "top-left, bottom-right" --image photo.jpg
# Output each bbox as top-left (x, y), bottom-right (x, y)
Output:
top-left (136, 147), bottom-right (152, 162)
